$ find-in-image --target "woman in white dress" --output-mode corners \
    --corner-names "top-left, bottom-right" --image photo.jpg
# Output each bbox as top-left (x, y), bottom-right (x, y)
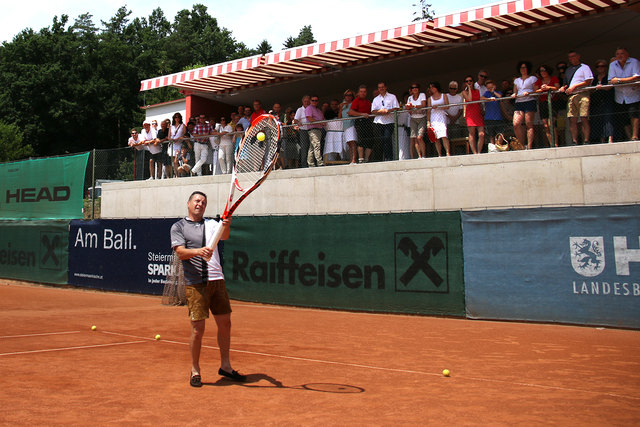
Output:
top-left (323, 99), bottom-right (344, 163)
top-left (216, 117), bottom-right (234, 174)
top-left (169, 112), bottom-right (186, 176)
top-left (339, 90), bottom-right (357, 164)
top-left (427, 81), bottom-right (451, 156)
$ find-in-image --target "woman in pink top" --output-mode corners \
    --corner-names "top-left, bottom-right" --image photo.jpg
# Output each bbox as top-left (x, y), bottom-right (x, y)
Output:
top-left (461, 75), bottom-right (485, 154)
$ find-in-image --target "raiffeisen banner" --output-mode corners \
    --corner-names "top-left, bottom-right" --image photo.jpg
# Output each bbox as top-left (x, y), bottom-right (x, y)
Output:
top-left (0, 220), bottom-right (69, 284)
top-left (0, 153), bottom-right (89, 219)
top-left (224, 213), bottom-right (465, 316)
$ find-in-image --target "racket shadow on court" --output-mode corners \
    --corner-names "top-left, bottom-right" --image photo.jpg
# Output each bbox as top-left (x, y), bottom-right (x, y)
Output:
top-left (204, 373), bottom-right (365, 394)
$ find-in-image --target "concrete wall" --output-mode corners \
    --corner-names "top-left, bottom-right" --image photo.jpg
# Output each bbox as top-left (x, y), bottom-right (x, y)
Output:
top-left (101, 141), bottom-right (640, 219)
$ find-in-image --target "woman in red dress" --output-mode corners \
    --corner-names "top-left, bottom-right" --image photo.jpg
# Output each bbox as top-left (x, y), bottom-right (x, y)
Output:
top-left (534, 65), bottom-right (561, 147)
top-left (461, 75), bottom-right (485, 154)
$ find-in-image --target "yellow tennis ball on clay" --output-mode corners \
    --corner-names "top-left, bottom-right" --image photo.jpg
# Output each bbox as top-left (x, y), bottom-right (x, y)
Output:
top-left (91, 325), bottom-right (97, 331)
top-left (442, 369), bottom-right (450, 377)
top-left (155, 334), bottom-right (161, 340)
top-left (256, 132), bottom-right (266, 141)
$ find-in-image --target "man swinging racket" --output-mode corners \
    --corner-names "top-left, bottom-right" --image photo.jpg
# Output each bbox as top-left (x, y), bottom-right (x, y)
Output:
top-left (170, 191), bottom-right (246, 387)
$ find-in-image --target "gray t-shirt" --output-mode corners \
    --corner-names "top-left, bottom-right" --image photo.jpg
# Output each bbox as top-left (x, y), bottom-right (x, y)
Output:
top-left (170, 217), bottom-right (224, 285)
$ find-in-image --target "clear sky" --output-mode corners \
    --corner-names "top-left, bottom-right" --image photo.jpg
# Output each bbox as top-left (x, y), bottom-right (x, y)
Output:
top-left (0, 0), bottom-right (490, 49)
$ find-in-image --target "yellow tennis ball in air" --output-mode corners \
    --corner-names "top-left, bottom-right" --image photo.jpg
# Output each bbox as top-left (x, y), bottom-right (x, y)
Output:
top-left (155, 334), bottom-right (161, 340)
top-left (256, 132), bottom-right (266, 141)
top-left (442, 369), bottom-right (450, 377)
top-left (91, 325), bottom-right (97, 331)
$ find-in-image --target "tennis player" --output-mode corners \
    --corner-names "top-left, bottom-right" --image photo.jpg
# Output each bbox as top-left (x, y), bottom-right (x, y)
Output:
top-left (170, 191), bottom-right (246, 387)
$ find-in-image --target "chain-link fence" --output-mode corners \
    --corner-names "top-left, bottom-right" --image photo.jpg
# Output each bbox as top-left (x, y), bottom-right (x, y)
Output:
top-left (83, 146), bottom-right (136, 219)
top-left (275, 81), bottom-right (639, 164)
top-left (80, 81), bottom-right (638, 217)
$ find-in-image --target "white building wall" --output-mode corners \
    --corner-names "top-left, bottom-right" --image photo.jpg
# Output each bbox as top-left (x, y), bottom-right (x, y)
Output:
top-left (143, 100), bottom-right (186, 126)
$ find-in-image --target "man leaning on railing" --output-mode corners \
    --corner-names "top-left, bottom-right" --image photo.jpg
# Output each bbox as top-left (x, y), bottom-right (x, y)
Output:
top-left (608, 47), bottom-right (640, 141)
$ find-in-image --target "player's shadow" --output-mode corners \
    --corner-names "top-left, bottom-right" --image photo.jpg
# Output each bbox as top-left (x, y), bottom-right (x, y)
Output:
top-left (204, 373), bottom-right (365, 394)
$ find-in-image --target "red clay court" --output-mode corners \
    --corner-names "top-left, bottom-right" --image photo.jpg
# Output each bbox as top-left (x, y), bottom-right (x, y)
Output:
top-left (1, 279), bottom-right (639, 425)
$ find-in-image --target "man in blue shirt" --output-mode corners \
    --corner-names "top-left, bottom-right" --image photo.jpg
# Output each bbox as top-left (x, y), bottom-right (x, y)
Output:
top-left (237, 106), bottom-right (252, 131)
top-left (609, 47), bottom-right (640, 141)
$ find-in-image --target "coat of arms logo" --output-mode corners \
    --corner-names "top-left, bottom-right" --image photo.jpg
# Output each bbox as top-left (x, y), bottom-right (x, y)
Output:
top-left (570, 237), bottom-right (605, 277)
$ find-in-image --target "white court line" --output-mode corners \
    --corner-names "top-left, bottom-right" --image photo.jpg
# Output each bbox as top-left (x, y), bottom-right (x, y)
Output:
top-left (0, 331), bottom-right (81, 339)
top-left (0, 340), bottom-right (147, 357)
top-left (102, 331), bottom-right (640, 401)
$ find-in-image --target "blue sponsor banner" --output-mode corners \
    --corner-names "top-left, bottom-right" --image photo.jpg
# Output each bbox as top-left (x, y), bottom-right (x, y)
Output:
top-left (68, 219), bottom-right (179, 294)
top-left (462, 205), bottom-right (640, 329)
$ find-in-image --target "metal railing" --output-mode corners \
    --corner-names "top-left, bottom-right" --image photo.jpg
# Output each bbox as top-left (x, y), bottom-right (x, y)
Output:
top-left (75, 81), bottom-right (638, 217)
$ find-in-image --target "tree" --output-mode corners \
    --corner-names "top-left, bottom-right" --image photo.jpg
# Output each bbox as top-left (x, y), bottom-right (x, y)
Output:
top-left (283, 25), bottom-right (316, 48)
top-left (230, 42), bottom-right (257, 60)
top-left (0, 4), bottom-right (267, 157)
top-left (0, 121), bottom-right (33, 162)
top-left (167, 4), bottom-right (238, 71)
top-left (413, 1), bottom-right (435, 22)
top-left (256, 40), bottom-right (272, 56)
top-left (0, 14), bottom-right (87, 155)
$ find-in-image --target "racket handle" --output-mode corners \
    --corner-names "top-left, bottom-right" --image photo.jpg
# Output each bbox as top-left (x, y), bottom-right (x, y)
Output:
top-left (203, 218), bottom-right (227, 261)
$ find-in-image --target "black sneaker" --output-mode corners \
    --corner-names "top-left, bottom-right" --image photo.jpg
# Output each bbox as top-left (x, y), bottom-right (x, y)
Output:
top-left (218, 368), bottom-right (247, 382)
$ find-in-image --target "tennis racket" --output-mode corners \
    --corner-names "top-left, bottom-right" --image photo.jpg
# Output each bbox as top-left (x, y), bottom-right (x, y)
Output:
top-left (207, 114), bottom-right (281, 253)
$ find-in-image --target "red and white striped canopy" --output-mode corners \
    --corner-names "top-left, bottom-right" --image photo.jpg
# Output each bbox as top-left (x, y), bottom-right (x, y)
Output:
top-left (140, 0), bottom-right (628, 94)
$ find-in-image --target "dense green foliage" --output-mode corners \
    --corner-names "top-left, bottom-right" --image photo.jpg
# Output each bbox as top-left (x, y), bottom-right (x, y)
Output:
top-left (0, 121), bottom-right (33, 162)
top-left (283, 25), bottom-right (316, 49)
top-left (0, 5), bottom-right (315, 159)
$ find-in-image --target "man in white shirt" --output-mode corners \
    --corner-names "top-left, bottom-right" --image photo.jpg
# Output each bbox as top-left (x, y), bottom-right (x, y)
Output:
top-left (474, 70), bottom-right (489, 114)
top-left (141, 120), bottom-right (161, 179)
top-left (294, 95), bottom-right (311, 167)
top-left (609, 47), bottom-right (640, 141)
top-left (371, 82), bottom-right (400, 161)
top-left (474, 70), bottom-right (489, 97)
top-left (446, 81), bottom-right (464, 123)
top-left (559, 51), bottom-right (593, 144)
top-left (209, 117), bottom-right (222, 175)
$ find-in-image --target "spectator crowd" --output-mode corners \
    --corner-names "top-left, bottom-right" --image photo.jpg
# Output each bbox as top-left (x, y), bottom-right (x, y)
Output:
top-left (130, 47), bottom-right (639, 178)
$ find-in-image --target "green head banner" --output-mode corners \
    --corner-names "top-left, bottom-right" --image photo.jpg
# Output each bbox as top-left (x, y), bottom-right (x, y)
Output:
top-left (224, 212), bottom-right (465, 316)
top-left (0, 153), bottom-right (89, 219)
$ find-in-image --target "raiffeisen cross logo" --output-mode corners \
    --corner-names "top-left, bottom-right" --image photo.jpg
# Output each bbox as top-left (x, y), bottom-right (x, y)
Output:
top-left (570, 237), bottom-right (605, 277)
top-left (40, 232), bottom-right (64, 271)
top-left (394, 232), bottom-right (448, 293)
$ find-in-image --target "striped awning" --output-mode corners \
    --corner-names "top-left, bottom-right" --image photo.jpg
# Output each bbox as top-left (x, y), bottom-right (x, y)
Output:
top-left (140, 0), bottom-right (629, 94)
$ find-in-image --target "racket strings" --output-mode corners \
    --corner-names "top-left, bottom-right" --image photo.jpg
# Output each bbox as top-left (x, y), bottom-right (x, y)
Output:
top-left (235, 117), bottom-right (280, 189)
